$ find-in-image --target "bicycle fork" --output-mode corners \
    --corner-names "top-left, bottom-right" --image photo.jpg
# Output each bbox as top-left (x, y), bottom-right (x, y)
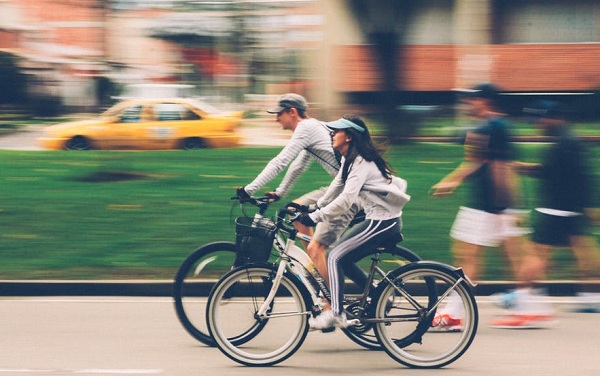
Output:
top-left (255, 259), bottom-right (313, 320)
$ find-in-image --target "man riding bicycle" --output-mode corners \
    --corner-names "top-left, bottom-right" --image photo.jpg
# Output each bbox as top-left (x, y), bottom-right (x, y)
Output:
top-left (236, 93), bottom-right (364, 293)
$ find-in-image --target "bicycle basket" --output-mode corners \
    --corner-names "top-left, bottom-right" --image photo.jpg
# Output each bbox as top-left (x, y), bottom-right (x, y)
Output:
top-left (234, 216), bottom-right (276, 265)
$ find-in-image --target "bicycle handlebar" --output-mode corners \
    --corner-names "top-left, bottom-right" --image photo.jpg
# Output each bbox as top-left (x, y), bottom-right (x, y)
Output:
top-left (231, 195), bottom-right (271, 215)
top-left (277, 203), bottom-right (304, 235)
top-left (231, 195), bottom-right (301, 234)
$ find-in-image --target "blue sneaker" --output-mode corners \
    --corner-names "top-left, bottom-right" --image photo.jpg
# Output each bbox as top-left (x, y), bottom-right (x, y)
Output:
top-left (492, 290), bottom-right (517, 309)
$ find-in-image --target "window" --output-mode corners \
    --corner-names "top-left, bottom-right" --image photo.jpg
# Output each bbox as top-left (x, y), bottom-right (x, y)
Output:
top-left (498, 0), bottom-right (599, 43)
top-left (155, 103), bottom-right (199, 121)
top-left (120, 105), bottom-right (142, 122)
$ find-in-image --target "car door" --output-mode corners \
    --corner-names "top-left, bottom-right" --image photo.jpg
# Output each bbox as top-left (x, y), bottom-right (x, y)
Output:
top-left (100, 104), bottom-right (145, 149)
top-left (148, 103), bottom-right (188, 149)
top-left (135, 103), bottom-right (173, 149)
top-left (116, 103), bottom-right (174, 149)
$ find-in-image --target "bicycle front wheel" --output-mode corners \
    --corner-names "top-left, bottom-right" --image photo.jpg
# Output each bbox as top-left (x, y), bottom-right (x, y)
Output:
top-left (173, 241), bottom-right (237, 346)
top-left (207, 265), bottom-right (310, 367)
top-left (374, 262), bottom-right (478, 369)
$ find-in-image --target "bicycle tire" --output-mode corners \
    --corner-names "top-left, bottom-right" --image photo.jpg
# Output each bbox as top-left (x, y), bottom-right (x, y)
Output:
top-left (374, 261), bottom-right (478, 369)
top-left (173, 241), bottom-right (238, 346)
top-left (207, 264), bottom-right (311, 367)
top-left (341, 244), bottom-right (424, 350)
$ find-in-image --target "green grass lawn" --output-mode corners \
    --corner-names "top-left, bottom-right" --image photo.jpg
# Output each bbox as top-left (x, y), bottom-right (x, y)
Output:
top-left (1, 143), bottom-right (598, 280)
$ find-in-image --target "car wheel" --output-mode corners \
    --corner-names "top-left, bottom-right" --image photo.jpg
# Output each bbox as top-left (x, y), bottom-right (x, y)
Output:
top-left (65, 136), bottom-right (91, 151)
top-left (181, 137), bottom-right (206, 150)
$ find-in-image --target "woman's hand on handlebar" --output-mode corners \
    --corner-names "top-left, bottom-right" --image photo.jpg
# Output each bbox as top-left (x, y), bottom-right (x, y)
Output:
top-left (284, 202), bottom-right (317, 214)
top-left (282, 202), bottom-right (317, 227)
top-left (297, 213), bottom-right (317, 227)
top-left (265, 191), bottom-right (281, 203)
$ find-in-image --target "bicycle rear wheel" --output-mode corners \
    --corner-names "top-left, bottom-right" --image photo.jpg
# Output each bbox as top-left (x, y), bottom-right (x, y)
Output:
top-left (374, 262), bottom-right (478, 369)
top-left (173, 241), bottom-right (237, 346)
top-left (207, 265), bottom-right (310, 366)
top-left (341, 245), bottom-right (423, 350)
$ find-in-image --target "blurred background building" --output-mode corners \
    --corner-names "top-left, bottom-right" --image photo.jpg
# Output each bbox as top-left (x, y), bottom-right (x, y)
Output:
top-left (1, 0), bottom-right (600, 120)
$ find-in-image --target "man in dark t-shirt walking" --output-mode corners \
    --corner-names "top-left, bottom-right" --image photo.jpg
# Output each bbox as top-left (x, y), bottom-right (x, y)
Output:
top-left (430, 83), bottom-right (529, 331)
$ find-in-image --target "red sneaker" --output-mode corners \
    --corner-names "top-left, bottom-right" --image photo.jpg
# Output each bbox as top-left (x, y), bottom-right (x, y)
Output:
top-left (431, 314), bottom-right (463, 332)
top-left (490, 314), bottom-right (557, 329)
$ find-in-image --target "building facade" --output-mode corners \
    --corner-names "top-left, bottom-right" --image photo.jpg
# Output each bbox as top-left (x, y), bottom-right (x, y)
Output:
top-left (319, 0), bottom-right (600, 116)
top-left (1, 0), bottom-right (600, 116)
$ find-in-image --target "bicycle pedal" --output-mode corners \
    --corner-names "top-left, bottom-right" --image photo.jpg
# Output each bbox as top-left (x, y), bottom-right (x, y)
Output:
top-left (346, 319), bottom-right (360, 327)
top-left (321, 327), bottom-right (336, 333)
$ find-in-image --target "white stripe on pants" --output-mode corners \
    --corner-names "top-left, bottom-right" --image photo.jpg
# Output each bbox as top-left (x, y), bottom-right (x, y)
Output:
top-left (327, 218), bottom-right (401, 315)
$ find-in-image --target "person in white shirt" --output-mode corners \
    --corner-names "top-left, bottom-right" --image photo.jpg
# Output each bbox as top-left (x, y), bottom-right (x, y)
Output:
top-left (300, 114), bottom-right (410, 330)
top-left (236, 94), bottom-right (362, 289)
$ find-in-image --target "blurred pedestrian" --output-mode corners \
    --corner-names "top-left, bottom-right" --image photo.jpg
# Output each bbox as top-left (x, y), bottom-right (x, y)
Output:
top-left (235, 93), bottom-right (363, 292)
top-left (490, 100), bottom-right (600, 327)
top-left (430, 83), bottom-right (530, 331)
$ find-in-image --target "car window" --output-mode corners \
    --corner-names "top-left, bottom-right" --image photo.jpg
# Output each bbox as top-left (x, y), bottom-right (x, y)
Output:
top-left (119, 105), bottom-right (143, 123)
top-left (186, 98), bottom-right (221, 114)
top-left (155, 103), bottom-right (200, 121)
top-left (181, 108), bottom-right (201, 120)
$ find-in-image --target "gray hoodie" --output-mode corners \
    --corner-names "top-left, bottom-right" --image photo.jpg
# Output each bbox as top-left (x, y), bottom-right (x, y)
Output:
top-left (310, 156), bottom-right (410, 223)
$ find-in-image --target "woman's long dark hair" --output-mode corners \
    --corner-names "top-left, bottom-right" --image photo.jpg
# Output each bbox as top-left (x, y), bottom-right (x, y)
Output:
top-left (340, 114), bottom-right (393, 183)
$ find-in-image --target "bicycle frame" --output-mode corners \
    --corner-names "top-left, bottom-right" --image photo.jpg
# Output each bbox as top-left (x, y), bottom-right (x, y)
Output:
top-left (238, 197), bottom-right (473, 326)
top-left (256, 232), bottom-right (395, 323)
top-left (256, 233), bottom-right (326, 318)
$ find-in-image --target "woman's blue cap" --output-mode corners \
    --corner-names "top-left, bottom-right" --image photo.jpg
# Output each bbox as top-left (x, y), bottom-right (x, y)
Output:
top-left (325, 118), bottom-right (365, 133)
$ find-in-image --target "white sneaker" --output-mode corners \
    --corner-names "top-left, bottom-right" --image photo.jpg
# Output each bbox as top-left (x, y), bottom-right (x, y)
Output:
top-left (573, 293), bottom-right (600, 313)
top-left (309, 310), bottom-right (349, 331)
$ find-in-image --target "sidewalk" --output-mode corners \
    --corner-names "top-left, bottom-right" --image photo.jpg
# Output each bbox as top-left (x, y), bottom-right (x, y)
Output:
top-left (1, 279), bottom-right (599, 297)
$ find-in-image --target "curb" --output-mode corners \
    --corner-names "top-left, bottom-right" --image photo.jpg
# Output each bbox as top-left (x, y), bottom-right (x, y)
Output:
top-left (405, 135), bottom-right (600, 143)
top-left (1, 280), bottom-right (599, 297)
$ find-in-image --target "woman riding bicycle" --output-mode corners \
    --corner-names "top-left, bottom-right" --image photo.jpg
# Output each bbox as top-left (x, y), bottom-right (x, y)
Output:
top-left (298, 114), bottom-right (410, 330)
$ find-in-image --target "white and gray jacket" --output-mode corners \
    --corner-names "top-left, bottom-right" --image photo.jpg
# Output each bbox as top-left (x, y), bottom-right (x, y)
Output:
top-left (310, 156), bottom-right (410, 223)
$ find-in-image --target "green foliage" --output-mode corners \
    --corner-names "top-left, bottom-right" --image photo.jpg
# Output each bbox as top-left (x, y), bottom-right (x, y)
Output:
top-left (0, 144), bottom-right (597, 280)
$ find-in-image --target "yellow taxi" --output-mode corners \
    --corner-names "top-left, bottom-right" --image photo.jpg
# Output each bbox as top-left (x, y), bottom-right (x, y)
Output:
top-left (38, 98), bottom-right (242, 150)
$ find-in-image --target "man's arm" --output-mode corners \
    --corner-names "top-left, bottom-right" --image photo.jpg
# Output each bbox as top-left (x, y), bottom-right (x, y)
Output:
top-left (244, 128), bottom-right (311, 195)
top-left (430, 130), bottom-right (489, 197)
top-left (430, 160), bottom-right (483, 196)
top-left (512, 161), bottom-right (542, 177)
top-left (274, 150), bottom-right (313, 198)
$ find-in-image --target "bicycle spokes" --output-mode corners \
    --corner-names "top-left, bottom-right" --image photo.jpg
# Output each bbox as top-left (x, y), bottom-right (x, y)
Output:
top-left (374, 265), bottom-right (478, 369)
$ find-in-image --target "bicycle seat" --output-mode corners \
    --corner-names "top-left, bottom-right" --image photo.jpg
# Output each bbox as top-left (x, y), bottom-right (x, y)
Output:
top-left (376, 233), bottom-right (404, 250)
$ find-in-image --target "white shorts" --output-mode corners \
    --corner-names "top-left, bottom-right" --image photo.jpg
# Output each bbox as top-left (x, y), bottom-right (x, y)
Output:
top-left (450, 206), bottom-right (530, 247)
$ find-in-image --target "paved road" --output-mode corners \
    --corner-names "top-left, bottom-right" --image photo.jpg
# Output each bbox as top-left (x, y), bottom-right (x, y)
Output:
top-left (0, 297), bottom-right (598, 376)
top-left (0, 126), bottom-right (44, 150)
